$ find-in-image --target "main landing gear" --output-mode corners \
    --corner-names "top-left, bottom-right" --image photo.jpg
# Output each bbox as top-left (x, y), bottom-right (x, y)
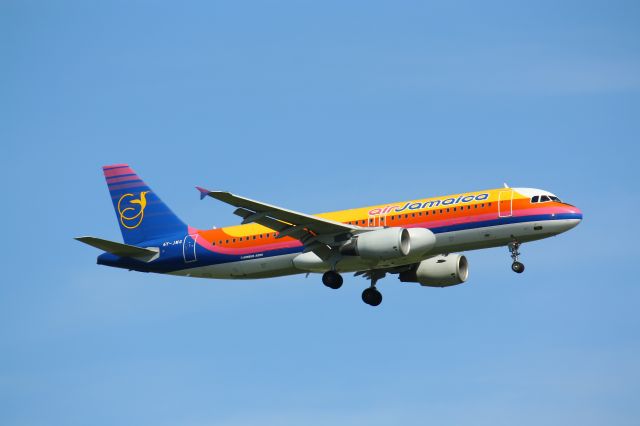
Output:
top-left (362, 287), bottom-right (382, 306)
top-left (321, 269), bottom-right (385, 306)
top-left (361, 271), bottom-right (385, 307)
top-left (322, 270), bottom-right (343, 289)
top-left (508, 240), bottom-right (525, 274)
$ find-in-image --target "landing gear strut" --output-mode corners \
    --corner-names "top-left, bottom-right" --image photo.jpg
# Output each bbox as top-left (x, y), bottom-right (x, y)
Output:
top-left (322, 271), bottom-right (343, 289)
top-left (508, 240), bottom-right (525, 273)
top-left (361, 271), bottom-right (385, 306)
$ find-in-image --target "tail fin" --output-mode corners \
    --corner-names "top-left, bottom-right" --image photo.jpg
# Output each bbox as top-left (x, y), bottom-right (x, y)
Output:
top-left (103, 164), bottom-right (187, 245)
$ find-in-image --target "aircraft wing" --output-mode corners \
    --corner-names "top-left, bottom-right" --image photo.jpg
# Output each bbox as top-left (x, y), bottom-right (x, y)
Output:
top-left (197, 187), bottom-right (359, 258)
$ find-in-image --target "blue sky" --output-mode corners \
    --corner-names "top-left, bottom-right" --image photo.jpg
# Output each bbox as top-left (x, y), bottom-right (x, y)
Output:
top-left (2, 0), bottom-right (639, 424)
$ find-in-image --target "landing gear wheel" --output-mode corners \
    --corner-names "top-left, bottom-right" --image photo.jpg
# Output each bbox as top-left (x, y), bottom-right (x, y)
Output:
top-left (508, 240), bottom-right (525, 274)
top-left (362, 287), bottom-right (382, 306)
top-left (322, 271), bottom-right (343, 289)
top-left (511, 261), bottom-right (525, 274)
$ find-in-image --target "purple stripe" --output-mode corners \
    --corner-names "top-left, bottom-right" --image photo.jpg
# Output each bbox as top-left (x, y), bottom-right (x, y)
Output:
top-left (108, 181), bottom-right (146, 191)
top-left (106, 174), bottom-right (138, 183)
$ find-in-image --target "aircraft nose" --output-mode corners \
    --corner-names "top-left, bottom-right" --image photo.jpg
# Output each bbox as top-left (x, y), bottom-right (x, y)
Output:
top-left (566, 205), bottom-right (583, 220)
top-left (561, 205), bottom-right (583, 230)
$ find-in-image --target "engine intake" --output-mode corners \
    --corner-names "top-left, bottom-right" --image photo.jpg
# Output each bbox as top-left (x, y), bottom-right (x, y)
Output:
top-left (399, 254), bottom-right (469, 287)
top-left (340, 227), bottom-right (410, 260)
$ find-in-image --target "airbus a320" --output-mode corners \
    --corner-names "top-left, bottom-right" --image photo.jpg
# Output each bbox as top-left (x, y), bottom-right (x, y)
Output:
top-left (77, 164), bottom-right (583, 306)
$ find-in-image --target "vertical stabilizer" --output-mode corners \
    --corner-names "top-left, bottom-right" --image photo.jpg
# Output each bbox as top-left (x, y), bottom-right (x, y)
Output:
top-left (103, 164), bottom-right (187, 245)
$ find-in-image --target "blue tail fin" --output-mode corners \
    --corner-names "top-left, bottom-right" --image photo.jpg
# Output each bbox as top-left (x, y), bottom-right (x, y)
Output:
top-left (103, 164), bottom-right (187, 245)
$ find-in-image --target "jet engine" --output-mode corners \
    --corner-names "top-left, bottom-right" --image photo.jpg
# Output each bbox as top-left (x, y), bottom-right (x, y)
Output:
top-left (340, 227), bottom-right (410, 260)
top-left (405, 228), bottom-right (437, 255)
top-left (399, 254), bottom-right (469, 287)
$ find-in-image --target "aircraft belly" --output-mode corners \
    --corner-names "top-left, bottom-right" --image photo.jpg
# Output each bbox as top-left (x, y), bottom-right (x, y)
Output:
top-left (172, 253), bottom-right (300, 279)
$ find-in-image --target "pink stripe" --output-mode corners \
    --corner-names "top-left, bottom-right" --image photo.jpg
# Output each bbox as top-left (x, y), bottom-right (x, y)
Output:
top-left (404, 206), bottom-right (567, 229)
top-left (107, 175), bottom-right (140, 184)
top-left (212, 240), bottom-right (301, 255)
top-left (513, 206), bottom-right (565, 217)
top-left (412, 213), bottom-right (490, 229)
top-left (189, 226), bottom-right (302, 255)
top-left (103, 163), bottom-right (129, 170)
top-left (104, 166), bottom-right (135, 178)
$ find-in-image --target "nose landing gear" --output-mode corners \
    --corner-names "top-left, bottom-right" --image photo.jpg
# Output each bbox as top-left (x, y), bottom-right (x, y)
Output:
top-left (508, 240), bottom-right (525, 273)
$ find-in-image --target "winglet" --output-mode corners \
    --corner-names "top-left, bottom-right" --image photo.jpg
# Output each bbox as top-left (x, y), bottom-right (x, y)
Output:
top-left (196, 186), bottom-right (210, 200)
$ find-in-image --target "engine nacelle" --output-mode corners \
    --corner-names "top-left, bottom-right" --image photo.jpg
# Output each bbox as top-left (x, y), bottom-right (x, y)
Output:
top-left (399, 254), bottom-right (469, 287)
top-left (340, 227), bottom-right (410, 260)
top-left (406, 228), bottom-right (436, 255)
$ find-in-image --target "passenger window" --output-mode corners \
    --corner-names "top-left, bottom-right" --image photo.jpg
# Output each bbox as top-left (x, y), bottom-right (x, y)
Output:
top-left (532, 196), bottom-right (539, 203)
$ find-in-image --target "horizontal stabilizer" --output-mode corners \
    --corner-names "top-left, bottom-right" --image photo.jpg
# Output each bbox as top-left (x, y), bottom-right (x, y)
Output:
top-left (75, 236), bottom-right (159, 262)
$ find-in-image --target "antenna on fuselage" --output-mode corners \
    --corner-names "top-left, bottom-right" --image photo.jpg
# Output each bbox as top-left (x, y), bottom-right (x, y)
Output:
top-left (503, 182), bottom-right (510, 188)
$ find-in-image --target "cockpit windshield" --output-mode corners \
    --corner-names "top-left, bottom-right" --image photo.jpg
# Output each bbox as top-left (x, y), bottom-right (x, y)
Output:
top-left (531, 194), bottom-right (561, 203)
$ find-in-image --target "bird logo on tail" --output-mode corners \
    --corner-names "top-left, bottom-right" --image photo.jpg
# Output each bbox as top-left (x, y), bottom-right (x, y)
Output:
top-left (117, 191), bottom-right (149, 229)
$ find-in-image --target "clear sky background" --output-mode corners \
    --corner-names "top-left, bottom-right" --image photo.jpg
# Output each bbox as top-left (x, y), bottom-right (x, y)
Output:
top-left (2, 1), bottom-right (639, 425)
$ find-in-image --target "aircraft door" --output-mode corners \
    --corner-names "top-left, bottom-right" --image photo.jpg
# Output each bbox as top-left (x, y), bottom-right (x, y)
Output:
top-left (368, 211), bottom-right (387, 227)
top-left (183, 234), bottom-right (198, 263)
top-left (498, 190), bottom-right (513, 218)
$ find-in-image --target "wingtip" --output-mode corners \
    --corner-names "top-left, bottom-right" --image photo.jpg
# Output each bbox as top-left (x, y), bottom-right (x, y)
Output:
top-left (196, 186), bottom-right (210, 200)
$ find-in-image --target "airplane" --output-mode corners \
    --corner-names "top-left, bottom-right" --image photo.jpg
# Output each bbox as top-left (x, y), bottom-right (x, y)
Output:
top-left (77, 164), bottom-right (583, 306)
